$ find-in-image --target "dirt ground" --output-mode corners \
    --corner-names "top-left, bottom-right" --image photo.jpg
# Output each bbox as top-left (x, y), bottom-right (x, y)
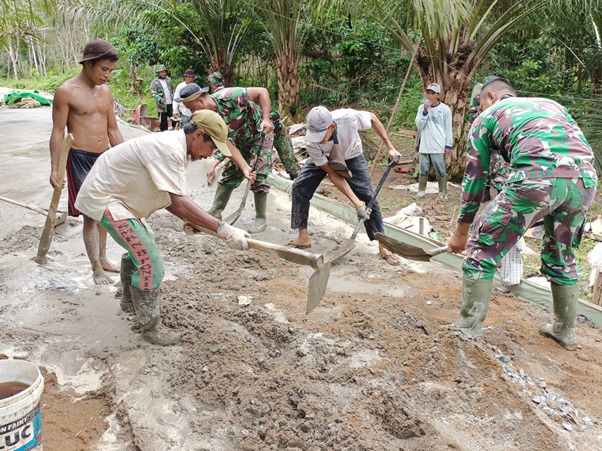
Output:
top-left (2, 104), bottom-right (602, 450)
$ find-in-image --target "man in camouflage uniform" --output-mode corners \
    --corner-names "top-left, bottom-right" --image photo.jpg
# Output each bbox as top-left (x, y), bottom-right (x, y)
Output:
top-left (449, 77), bottom-right (598, 350)
top-left (150, 64), bottom-right (174, 131)
top-left (208, 71), bottom-right (225, 93)
top-left (177, 83), bottom-right (297, 232)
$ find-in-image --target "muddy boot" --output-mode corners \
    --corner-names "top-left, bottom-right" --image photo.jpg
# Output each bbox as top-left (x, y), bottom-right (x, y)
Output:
top-left (248, 192), bottom-right (267, 234)
top-left (130, 287), bottom-right (181, 346)
top-left (438, 175), bottom-right (448, 201)
top-left (207, 184), bottom-right (233, 220)
top-left (416, 175), bottom-right (427, 198)
top-left (119, 253), bottom-right (136, 311)
top-left (455, 277), bottom-right (493, 337)
top-left (539, 284), bottom-right (578, 350)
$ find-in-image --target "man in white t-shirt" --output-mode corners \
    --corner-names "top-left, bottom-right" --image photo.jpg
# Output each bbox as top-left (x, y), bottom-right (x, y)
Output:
top-left (415, 82), bottom-right (453, 200)
top-left (75, 110), bottom-right (254, 346)
top-left (173, 69), bottom-right (198, 126)
top-left (288, 106), bottom-right (402, 265)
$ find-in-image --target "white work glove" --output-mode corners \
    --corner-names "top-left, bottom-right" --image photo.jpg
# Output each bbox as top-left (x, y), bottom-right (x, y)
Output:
top-left (356, 203), bottom-right (371, 221)
top-left (216, 222), bottom-right (250, 250)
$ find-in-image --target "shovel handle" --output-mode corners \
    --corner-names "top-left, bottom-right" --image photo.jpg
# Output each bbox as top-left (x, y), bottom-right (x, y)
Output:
top-left (426, 245), bottom-right (449, 256)
top-left (184, 222), bottom-right (324, 269)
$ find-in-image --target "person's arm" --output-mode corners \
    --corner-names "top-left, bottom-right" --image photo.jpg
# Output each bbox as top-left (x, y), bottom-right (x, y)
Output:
top-left (227, 142), bottom-right (256, 182)
top-left (448, 117), bottom-right (492, 253)
top-left (415, 104), bottom-right (428, 130)
top-left (369, 112), bottom-right (401, 160)
top-left (49, 86), bottom-right (69, 187)
top-left (107, 90), bottom-right (124, 147)
top-left (150, 80), bottom-right (161, 102)
top-left (246, 87), bottom-right (273, 133)
top-left (166, 193), bottom-right (249, 250)
top-left (444, 106), bottom-right (453, 157)
top-left (172, 84), bottom-right (182, 117)
top-left (320, 164), bottom-right (362, 207)
top-left (206, 158), bottom-right (221, 185)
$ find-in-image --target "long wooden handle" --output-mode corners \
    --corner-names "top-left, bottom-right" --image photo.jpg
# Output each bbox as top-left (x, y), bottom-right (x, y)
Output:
top-left (35, 134), bottom-right (73, 264)
top-left (426, 245), bottom-right (449, 257)
top-left (183, 222), bottom-right (324, 269)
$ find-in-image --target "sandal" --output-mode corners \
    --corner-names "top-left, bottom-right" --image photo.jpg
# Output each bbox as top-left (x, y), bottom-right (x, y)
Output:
top-left (287, 241), bottom-right (312, 249)
top-left (381, 253), bottom-right (401, 266)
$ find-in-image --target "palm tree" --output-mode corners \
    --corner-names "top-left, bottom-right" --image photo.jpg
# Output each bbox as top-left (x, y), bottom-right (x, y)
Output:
top-left (366, 0), bottom-right (546, 174)
top-left (255, 0), bottom-right (339, 118)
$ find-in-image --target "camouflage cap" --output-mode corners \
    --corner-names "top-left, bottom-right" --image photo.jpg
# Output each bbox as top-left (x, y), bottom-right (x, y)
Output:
top-left (155, 64), bottom-right (167, 73)
top-left (208, 72), bottom-right (224, 86)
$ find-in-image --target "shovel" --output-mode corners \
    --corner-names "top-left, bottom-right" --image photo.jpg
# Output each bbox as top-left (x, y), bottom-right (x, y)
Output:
top-left (328, 154), bottom-right (401, 265)
top-left (223, 133), bottom-right (266, 226)
top-left (183, 222), bottom-right (331, 314)
top-left (374, 232), bottom-right (448, 261)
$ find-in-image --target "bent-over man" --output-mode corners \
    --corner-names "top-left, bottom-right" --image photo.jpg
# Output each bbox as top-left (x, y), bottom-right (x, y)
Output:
top-left (448, 77), bottom-right (598, 350)
top-left (50, 39), bottom-right (123, 285)
top-left (75, 110), bottom-right (252, 345)
top-left (289, 106), bottom-right (402, 265)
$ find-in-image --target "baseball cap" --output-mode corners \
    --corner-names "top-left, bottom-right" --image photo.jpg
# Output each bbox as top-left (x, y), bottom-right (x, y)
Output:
top-left (426, 83), bottom-right (441, 93)
top-left (174, 83), bottom-right (209, 103)
top-left (208, 72), bottom-right (224, 86)
top-left (79, 40), bottom-right (117, 64)
top-left (189, 110), bottom-right (231, 156)
top-left (305, 106), bottom-right (333, 143)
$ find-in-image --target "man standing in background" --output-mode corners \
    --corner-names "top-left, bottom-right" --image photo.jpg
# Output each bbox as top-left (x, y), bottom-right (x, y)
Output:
top-left (150, 64), bottom-right (174, 131)
top-left (50, 39), bottom-right (123, 285)
top-left (415, 82), bottom-right (453, 200)
top-left (173, 69), bottom-right (196, 127)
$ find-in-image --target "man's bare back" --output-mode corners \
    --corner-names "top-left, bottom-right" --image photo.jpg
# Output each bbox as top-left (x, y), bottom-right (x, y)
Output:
top-left (49, 47), bottom-right (123, 285)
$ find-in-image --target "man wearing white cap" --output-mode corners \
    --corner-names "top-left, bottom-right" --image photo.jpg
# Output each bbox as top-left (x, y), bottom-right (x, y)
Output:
top-left (415, 82), bottom-right (453, 200)
top-left (75, 110), bottom-right (252, 346)
top-left (288, 106), bottom-right (402, 265)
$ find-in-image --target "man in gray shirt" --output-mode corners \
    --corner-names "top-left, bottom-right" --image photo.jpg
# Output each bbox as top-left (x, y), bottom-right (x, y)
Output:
top-left (289, 106), bottom-right (401, 265)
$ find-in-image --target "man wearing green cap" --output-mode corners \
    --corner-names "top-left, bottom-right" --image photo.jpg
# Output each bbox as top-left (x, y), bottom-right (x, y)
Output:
top-left (150, 64), bottom-right (174, 131)
top-left (75, 110), bottom-right (253, 346)
top-left (208, 71), bottom-right (224, 94)
top-left (50, 39), bottom-right (123, 286)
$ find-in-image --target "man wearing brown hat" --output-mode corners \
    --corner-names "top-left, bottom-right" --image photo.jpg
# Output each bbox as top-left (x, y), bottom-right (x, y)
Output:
top-left (49, 39), bottom-right (123, 285)
top-left (173, 69), bottom-right (196, 126)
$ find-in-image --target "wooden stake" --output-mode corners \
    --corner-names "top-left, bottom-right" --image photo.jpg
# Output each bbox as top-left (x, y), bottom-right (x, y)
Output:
top-left (592, 270), bottom-right (602, 306)
top-left (35, 134), bottom-right (73, 264)
top-left (369, 40), bottom-right (421, 179)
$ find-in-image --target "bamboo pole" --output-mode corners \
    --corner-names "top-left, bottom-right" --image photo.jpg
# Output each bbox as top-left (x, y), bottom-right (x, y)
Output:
top-left (369, 40), bottom-right (421, 179)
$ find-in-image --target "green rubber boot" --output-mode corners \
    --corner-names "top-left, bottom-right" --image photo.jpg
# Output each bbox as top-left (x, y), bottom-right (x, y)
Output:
top-left (207, 184), bottom-right (234, 220)
top-left (119, 253), bottom-right (136, 311)
top-left (248, 192), bottom-right (268, 234)
top-left (539, 284), bottom-right (578, 350)
top-left (131, 286), bottom-right (181, 346)
top-left (438, 175), bottom-right (448, 201)
top-left (416, 175), bottom-right (428, 198)
top-left (455, 277), bottom-right (493, 337)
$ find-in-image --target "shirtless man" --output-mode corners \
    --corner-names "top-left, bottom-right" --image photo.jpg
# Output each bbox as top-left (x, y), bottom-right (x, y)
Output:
top-left (49, 39), bottom-right (123, 284)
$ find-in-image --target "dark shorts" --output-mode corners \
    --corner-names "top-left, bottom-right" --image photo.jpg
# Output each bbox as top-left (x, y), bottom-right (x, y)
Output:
top-left (66, 148), bottom-right (105, 217)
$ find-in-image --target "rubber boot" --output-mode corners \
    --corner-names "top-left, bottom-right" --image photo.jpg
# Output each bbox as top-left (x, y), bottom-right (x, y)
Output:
top-left (119, 253), bottom-right (136, 311)
top-left (248, 192), bottom-right (267, 234)
top-left (416, 175), bottom-right (427, 198)
top-left (438, 175), bottom-right (448, 201)
top-left (130, 286), bottom-right (181, 346)
top-left (455, 277), bottom-right (493, 337)
top-left (539, 284), bottom-right (578, 350)
top-left (207, 184), bottom-right (234, 220)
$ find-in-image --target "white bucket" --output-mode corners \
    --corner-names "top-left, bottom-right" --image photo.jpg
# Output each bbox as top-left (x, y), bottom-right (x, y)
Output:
top-left (0, 360), bottom-right (44, 451)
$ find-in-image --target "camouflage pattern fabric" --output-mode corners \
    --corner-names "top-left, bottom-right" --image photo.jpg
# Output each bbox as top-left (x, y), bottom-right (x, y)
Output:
top-left (219, 132), bottom-right (274, 193)
top-left (271, 110), bottom-right (299, 179)
top-left (465, 94), bottom-right (481, 125)
top-left (463, 177), bottom-right (596, 285)
top-left (460, 96), bottom-right (598, 223)
top-left (212, 87), bottom-right (263, 150)
top-left (150, 77), bottom-right (174, 113)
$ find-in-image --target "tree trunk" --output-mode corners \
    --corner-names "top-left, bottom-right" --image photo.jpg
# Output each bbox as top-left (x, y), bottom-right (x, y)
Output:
top-left (7, 40), bottom-right (19, 80)
top-left (276, 51), bottom-right (300, 119)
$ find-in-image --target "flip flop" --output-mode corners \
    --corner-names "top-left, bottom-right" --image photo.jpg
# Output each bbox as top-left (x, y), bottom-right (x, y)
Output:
top-left (287, 241), bottom-right (312, 249)
top-left (381, 254), bottom-right (401, 266)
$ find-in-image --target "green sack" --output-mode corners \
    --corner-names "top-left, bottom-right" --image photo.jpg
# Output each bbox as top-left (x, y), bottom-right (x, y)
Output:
top-left (3, 89), bottom-right (52, 106)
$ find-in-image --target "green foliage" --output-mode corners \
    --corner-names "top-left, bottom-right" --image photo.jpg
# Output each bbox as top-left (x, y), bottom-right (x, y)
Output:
top-left (0, 66), bottom-right (79, 92)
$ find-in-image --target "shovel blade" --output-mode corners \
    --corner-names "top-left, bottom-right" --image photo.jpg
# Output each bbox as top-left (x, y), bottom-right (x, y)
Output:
top-left (328, 240), bottom-right (356, 266)
top-left (375, 232), bottom-right (443, 262)
top-left (307, 261), bottom-right (331, 314)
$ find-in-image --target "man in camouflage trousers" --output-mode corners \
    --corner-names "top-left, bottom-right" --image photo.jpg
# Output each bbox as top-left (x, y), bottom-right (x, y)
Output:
top-left (177, 83), bottom-right (297, 232)
top-left (448, 77), bottom-right (598, 350)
